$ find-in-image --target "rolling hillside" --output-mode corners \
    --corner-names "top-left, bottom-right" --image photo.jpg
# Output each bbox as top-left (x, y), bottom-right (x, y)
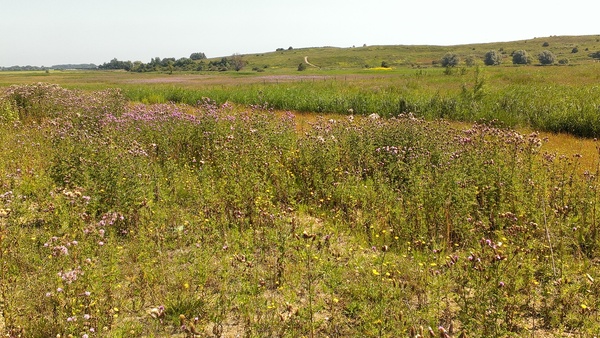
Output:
top-left (209, 35), bottom-right (600, 71)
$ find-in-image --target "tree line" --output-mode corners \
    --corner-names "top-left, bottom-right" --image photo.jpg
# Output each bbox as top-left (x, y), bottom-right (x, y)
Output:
top-left (1, 64), bottom-right (97, 71)
top-left (97, 53), bottom-right (247, 72)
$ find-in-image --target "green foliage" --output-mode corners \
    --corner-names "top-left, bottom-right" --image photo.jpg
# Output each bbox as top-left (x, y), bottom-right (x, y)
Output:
top-left (538, 50), bottom-right (556, 65)
top-left (230, 54), bottom-right (247, 71)
top-left (0, 98), bottom-right (18, 123)
top-left (512, 50), bottom-right (529, 65)
top-left (440, 53), bottom-right (460, 67)
top-left (190, 52), bottom-right (207, 60)
top-left (484, 50), bottom-right (502, 66)
top-left (297, 63), bottom-right (307, 71)
top-left (98, 58), bottom-right (133, 71)
top-left (464, 55), bottom-right (476, 67)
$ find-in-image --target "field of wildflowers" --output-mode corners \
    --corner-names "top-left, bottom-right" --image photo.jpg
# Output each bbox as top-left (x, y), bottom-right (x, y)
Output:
top-left (1, 83), bottom-right (600, 337)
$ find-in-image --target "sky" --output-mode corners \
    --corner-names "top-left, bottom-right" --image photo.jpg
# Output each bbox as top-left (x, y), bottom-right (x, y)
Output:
top-left (1, 0), bottom-right (598, 67)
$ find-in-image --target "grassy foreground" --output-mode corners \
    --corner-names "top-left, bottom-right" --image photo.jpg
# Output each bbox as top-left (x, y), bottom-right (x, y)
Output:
top-left (2, 83), bottom-right (600, 337)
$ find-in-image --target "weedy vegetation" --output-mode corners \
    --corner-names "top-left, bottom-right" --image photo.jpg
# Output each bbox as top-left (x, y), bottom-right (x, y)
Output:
top-left (1, 82), bottom-right (600, 337)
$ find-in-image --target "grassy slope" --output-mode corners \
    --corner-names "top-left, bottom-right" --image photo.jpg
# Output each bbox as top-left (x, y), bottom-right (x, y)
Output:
top-left (225, 35), bottom-right (600, 70)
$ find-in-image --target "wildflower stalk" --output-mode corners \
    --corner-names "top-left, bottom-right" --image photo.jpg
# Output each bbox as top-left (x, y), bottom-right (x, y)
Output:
top-left (541, 192), bottom-right (557, 278)
top-left (377, 246), bottom-right (388, 338)
top-left (305, 244), bottom-right (315, 338)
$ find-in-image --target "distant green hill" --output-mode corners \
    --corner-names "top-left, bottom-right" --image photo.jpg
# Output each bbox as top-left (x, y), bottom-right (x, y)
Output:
top-left (208, 35), bottom-right (600, 71)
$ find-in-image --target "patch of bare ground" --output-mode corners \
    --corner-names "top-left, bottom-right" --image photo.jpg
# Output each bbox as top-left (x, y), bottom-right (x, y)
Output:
top-left (125, 77), bottom-right (198, 84)
top-left (256, 75), bottom-right (332, 82)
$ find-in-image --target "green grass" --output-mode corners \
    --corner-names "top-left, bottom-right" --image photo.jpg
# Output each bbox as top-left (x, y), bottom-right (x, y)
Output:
top-left (2, 84), bottom-right (600, 336)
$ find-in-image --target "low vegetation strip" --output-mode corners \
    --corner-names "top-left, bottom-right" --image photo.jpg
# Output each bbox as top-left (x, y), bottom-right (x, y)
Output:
top-left (117, 65), bottom-right (600, 138)
top-left (1, 83), bottom-right (600, 336)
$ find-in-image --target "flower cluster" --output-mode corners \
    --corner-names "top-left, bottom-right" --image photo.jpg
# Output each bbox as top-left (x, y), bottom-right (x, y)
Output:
top-left (58, 266), bottom-right (83, 284)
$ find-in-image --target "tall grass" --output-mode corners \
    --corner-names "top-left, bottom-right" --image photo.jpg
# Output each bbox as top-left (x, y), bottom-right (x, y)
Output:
top-left (120, 66), bottom-right (600, 137)
top-left (2, 84), bottom-right (600, 336)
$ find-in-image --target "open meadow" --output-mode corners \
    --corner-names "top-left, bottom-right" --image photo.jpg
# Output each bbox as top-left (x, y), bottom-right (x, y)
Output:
top-left (2, 36), bottom-right (600, 337)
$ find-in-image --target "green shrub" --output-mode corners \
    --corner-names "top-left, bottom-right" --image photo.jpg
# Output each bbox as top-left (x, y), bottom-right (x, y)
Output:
top-left (465, 55), bottom-right (476, 67)
top-left (538, 50), bottom-right (556, 65)
top-left (0, 98), bottom-right (18, 123)
top-left (484, 50), bottom-right (502, 66)
top-left (512, 50), bottom-right (529, 64)
top-left (441, 53), bottom-right (460, 67)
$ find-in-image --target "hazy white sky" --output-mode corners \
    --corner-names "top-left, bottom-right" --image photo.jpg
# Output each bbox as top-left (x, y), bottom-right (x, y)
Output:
top-left (1, 0), bottom-right (598, 66)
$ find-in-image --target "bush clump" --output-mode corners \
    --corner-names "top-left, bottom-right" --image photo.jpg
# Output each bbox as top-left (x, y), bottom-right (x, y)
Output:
top-left (538, 50), bottom-right (556, 65)
top-left (512, 50), bottom-right (529, 65)
top-left (441, 53), bottom-right (460, 67)
top-left (484, 50), bottom-right (502, 66)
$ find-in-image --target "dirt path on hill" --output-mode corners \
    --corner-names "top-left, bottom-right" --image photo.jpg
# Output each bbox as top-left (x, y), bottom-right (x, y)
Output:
top-left (304, 56), bottom-right (320, 68)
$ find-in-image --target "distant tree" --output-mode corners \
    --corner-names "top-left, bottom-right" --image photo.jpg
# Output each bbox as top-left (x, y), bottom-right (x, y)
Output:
top-left (297, 63), bottom-right (307, 71)
top-left (589, 51), bottom-right (600, 59)
top-left (558, 58), bottom-right (569, 65)
top-left (208, 57), bottom-right (230, 71)
top-left (189, 52), bottom-right (207, 60)
top-left (542, 41), bottom-right (550, 47)
top-left (98, 58), bottom-right (133, 71)
top-left (380, 61), bottom-right (390, 68)
top-left (484, 50), bottom-right (502, 66)
top-left (230, 54), bottom-right (246, 71)
top-left (440, 53), bottom-right (460, 67)
top-left (538, 50), bottom-right (556, 65)
top-left (160, 58), bottom-right (176, 67)
top-left (132, 61), bottom-right (143, 72)
top-left (174, 57), bottom-right (194, 68)
top-left (512, 50), bottom-right (529, 65)
top-left (288, 46), bottom-right (294, 50)
top-left (571, 47), bottom-right (579, 53)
